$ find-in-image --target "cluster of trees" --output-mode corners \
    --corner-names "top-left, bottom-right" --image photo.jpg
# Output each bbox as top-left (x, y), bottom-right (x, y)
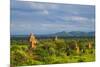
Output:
top-left (10, 38), bottom-right (95, 66)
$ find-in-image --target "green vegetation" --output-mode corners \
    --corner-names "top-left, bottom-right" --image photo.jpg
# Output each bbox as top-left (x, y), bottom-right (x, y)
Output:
top-left (10, 37), bottom-right (95, 66)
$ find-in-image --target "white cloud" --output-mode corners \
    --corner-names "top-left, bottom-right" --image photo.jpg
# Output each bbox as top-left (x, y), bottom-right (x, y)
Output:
top-left (29, 2), bottom-right (59, 10)
top-left (42, 23), bottom-right (66, 28)
top-left (71, 16), bottom-right (88, 21)
top-left (42, 9), bottom-right (49, 15)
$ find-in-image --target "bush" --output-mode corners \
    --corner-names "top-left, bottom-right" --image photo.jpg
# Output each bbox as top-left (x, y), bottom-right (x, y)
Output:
top-left (10, 37), bottom-right (95, 66)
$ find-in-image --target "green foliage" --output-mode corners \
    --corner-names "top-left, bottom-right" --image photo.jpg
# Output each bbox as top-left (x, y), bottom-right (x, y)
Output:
top-left (11, 37), bottom-right (95, 66)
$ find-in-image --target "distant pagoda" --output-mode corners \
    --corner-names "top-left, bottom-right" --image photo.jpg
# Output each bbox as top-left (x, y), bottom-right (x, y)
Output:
top-left (54, 35), bottom-right (58, 41)
top-left (29, 33), bottom-right (37, 49)
top-left (88, 42), bottom-right (92, 49)
top-left (75, 40), bottom-right (80, 54)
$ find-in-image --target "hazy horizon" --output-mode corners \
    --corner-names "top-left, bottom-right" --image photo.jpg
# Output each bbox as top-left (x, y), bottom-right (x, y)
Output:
top-left (10, 31), bottom-right (95, 36)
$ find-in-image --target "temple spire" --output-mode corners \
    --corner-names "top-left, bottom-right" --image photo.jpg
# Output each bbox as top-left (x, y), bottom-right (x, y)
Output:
top-left (29, 33), bottom-right (37, 49)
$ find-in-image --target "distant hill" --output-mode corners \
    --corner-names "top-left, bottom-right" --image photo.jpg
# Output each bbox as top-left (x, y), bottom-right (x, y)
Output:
top-left (11, 31), bottom-right (95, 38)
top-left (50, 31), bottom-right (95, 37)
top-left (52, 31), bottom-right (68, 36)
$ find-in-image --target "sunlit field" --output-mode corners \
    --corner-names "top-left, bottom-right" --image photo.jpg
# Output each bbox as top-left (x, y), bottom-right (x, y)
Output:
top-left (10, 36), bottom-right (95, 66)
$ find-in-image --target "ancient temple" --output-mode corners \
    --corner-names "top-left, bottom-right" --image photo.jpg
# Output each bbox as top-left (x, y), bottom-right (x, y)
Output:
top-left (54, 35), bottom-right (58, 41)
top-left (88, 42), bottom-right (92, 49)
top-left (29, 33), bottom-right (37, 49)
top-left (75, 41), bottom-right (80, 54)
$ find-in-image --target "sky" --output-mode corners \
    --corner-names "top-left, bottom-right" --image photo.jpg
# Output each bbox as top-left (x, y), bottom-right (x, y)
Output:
top-left (10, 0), bottom-right (95, 35)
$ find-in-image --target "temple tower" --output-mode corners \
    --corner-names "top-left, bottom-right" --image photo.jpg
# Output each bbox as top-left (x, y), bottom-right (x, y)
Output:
top-left (29, 33), bottom-right (37, 49)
